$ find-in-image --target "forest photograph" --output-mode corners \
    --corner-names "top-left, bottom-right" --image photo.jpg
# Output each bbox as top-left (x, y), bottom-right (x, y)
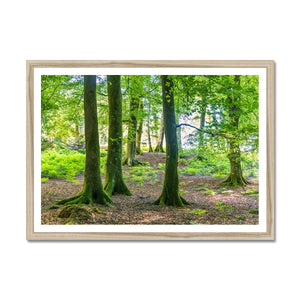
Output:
top-left (40, 73), bottom-right (260, 226)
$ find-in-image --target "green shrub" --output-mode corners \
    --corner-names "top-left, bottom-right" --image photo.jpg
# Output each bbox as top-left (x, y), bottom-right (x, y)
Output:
top-left (41, 150), bottom-right (87, 180)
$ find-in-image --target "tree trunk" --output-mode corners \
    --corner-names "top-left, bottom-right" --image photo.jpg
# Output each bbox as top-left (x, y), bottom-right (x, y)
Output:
top-left (147, 125), bottom-right (153, 152)
top-left (153, 76), bottom-right (188, 207)
top-left (123, 76), bottom-right (143, 166)
top-left (104, 75), bottom-right (131, 196)
top-left (56, 75), bottom-right (111, 205)
top-left (197, 97), bottom-right (207, 160)
top-left (176, 113), bottom-right (182, 152)
top-left (222, 138), bottom-right (249, 186)
top-left (222, 75), bottom-right (249, 187)
top-left (154, 124), bottom-right (165, 152)
top-left (136, 119), bottom-right (143, 155)
top-left (136, 101), bottom-right (144, 155)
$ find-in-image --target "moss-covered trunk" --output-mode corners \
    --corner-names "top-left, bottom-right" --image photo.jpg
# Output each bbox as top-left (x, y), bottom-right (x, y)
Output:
top-left (136, 101), bottom-right (144, 155)
top-left (153, 75), bottom-right (188, 207)
top-left (104, 75), bottom-right (131, 196)
top-left (57, 75), bottom-right (111, 206)
top-left (147, 125), bottom-right (153, 152)
top-left (154, 124), bottom-right (165, 152)
top-left (197, 97), bottom-right (207, 159)
top-left (123, 76), bottom-right (142, 166)
top-left (223, 138), bottom-right (249, 186)
top-left (136, 119), bottom-right (143, 155)
top-left (176, 112), bottom-right (182, 152)
top-left (222, 75), bottom-right (249, 187)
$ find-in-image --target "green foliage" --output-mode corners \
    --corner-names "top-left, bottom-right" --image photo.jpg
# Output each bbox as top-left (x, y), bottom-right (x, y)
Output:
top-left (41, 149), bottom-right (107, 181)
top-left (41, 150), bottom-right (86, 180)
top-left (127, 165), bottom-right (158, 186)
top-left (241, 188), bottom-right (259, 195)
top-left (189, 209), bottom-right (208, 216)
top-left (180, 151), bottom-right (230, 178)
top-left (248, 209), bottom-right (259, 214)
top-left (215, 201), bottom-right (234, 211)
top-left (178, 148), bottom-right (258, 181)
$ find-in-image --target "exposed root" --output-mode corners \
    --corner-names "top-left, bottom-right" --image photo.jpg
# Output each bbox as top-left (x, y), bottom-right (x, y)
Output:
top-left (104, 180), bottom-right (132, 197)
top-left (55, 190), bottom-right (112, 206)
top-left (122, 157), bottom-right (147, 167)
top-left (221, 175), bottom-right (250, 187)
top-left (152, 191), bottom-right (188, 207)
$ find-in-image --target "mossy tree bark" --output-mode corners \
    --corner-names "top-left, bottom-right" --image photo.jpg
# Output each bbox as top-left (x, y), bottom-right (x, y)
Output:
top-left (123, 76), bottom-right (143, 166)
top-left (154, 124), bottom-right (165, 152)
top-left (147, 125), bottom-right (153, 152)
top-left (222, 75), bottom-right (249, 187)
top-left (136, 101), bottom-right (144, 155)
top-left (56, 75), bottom-right (111, 206)
top-left (176, 112), bottom-right (182, 152)
top-left (104, 76), bottom-right (132, 196)
top-left (153, 75), bottom-right (188, 207)
top-left (222, 137), bottom-right (249, 186)
top-left (197, 97), bottom-right (207, 160)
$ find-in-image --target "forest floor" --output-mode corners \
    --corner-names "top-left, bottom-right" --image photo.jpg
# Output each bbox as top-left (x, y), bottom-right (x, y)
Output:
top-left (41, 152), bottom-right (259, 225)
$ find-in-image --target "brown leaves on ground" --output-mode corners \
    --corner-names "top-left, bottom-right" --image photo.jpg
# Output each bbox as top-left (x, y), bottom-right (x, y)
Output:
top-left (41, 152), bottom-right (259, 225)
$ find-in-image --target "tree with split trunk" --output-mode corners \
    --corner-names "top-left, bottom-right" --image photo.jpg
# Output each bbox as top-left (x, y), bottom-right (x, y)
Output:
top-left (56, 75), bottom-right (112, 206)
top-left (153, 75), bottom-right (188, 207)
top-left (104, 75), bottom-right (132, 196)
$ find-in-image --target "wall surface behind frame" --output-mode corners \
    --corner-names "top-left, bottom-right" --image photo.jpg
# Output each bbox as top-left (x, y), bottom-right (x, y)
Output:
top-left (0, 1), bottom-right (298, 300)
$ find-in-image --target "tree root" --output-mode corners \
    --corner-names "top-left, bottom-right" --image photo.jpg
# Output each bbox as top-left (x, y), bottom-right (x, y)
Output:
top-left (55, 190), bottom-right (112, 206)
top-left (221, 175), bottom-right (250, 187)
top-left (152, 192), bottom-right (189, 207)
top-left (104, 180), bottom-right (132, 197)
top-left (122, 157), bottom-right (146, 167)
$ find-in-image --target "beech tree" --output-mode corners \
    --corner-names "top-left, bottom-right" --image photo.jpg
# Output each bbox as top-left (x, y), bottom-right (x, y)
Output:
top-left (153, 75), bottom-right (188, 207)
top-left (123, 75), bottom-right (143, 166)
top-left (136, 101), bottom-right (144, 155)
top-left (104, 75), bottom-right (131, 196)
top-left (221, 75), bottom-right (252, 186)
top-left (56, 75), bottom-right (111, 205)
top-left (154, 123), bottom-right (164, 152)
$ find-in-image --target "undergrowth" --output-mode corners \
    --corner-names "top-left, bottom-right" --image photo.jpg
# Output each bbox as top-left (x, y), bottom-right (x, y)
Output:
top-left (41, 149), bottom-right (106, 181)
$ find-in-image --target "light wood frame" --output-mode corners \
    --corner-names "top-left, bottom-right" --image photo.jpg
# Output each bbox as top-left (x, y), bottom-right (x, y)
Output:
top-left (26, 60), bottom-right (275, 240)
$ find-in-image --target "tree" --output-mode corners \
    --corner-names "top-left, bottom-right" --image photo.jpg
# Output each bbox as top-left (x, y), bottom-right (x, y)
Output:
top-left (104, 75), bottom-right (132, 196)
top-left (123, 75), bottom-right (143, 166)
top-left (152, 75), bottom-right (188, 207)
top-left (221, 75), bottom-right (251, 186)
top-left (136, 101), bottom-right (144, 155)
top-left (203, 75), bottom-right (258, 186)
top-left (41, 75), bottom-right (84, 145)
top-left (56, 75), bottom-right (111, 206)
top-left (154, 123), bottom-right (164, 152)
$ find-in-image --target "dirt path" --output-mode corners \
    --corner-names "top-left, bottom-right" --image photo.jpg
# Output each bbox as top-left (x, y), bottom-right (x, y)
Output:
top-left (41, 152), bottom-right (259, 225)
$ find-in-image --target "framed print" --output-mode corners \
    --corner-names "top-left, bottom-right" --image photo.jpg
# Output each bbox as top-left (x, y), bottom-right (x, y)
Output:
top-left (26, 60), bottom-right (274, 240)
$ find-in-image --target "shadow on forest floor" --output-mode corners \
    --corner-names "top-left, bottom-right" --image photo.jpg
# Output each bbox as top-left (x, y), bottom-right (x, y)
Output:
top-left (41, 152), bottom-right (259, 225)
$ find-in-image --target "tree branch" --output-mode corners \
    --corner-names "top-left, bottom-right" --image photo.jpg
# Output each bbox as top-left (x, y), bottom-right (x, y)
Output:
top-left (176, 123), bottom-right (227, 138)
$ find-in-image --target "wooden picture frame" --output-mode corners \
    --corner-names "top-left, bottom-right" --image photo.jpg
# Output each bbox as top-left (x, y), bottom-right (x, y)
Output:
top-left (26, 60), bottom-right (274, 240)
